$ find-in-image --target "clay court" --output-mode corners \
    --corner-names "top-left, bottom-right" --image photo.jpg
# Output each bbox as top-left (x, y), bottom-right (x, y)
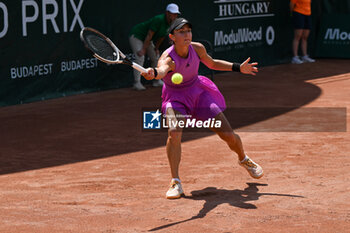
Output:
top-left (0, 59), bottom-right (349, 232)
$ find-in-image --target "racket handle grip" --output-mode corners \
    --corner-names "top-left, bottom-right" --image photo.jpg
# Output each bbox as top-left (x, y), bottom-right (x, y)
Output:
top-left (132, 63), bottom-right (147, 73)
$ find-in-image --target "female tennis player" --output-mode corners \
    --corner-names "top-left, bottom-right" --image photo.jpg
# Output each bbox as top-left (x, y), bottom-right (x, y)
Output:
top-left (141, 18), bottom-right (263, 199)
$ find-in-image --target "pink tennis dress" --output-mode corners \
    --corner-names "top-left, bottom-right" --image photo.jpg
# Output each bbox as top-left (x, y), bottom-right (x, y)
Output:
top-left (161, 44), bottom-right (226, 120)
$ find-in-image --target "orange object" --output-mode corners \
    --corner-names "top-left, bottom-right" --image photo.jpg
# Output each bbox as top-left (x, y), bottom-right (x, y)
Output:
top-left (291, 0), bottom-right (311, 16)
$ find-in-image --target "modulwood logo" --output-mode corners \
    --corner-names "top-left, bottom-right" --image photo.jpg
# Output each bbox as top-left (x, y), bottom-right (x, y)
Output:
top-left (324, 28), bottom-right (350, 40)
top-left (214, 26), bottom-right (274, 46)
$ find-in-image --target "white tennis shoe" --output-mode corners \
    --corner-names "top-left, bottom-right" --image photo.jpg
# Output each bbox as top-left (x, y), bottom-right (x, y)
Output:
top-left (166, 179), bottom-right (184, 199)
top-left (291, 56), bottom-right (303, 64)
top-left (239, 156), bottom-right (264, 179)
top-left (301, 55), bottom-right (315, 63)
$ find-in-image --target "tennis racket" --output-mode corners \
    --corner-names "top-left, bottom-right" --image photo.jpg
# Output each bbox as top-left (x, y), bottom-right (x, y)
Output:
top-left (80, 27), bottom-right (147, 73)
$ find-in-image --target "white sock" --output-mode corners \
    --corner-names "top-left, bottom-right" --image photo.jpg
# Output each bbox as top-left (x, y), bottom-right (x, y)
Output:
top-left (240, 155), bottom-right (249, 163)
top-left (172, 178), bottom-right (181, 183)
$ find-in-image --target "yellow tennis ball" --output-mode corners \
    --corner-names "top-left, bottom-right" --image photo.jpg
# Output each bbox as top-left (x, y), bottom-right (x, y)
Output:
top-left (171, 73), bottom-right (183, 84)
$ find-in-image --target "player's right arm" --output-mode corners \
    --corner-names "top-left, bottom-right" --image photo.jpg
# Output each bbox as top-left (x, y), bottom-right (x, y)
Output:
top-left (141, 52), bottom-right (175, 80)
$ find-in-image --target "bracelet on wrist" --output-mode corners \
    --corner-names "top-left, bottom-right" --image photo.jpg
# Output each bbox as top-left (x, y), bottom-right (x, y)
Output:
top-left (232, 63), bottom-right (241, 72)
top-left (153, 68), bottom-right (158, 78)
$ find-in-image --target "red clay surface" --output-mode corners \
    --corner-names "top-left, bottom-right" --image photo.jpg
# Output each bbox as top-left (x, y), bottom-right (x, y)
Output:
top-left (0, 59), bottom-right (349, 233)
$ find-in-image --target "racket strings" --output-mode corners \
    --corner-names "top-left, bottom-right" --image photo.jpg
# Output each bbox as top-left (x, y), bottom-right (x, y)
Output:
top-left (83, 32), bottom-right (117, 61)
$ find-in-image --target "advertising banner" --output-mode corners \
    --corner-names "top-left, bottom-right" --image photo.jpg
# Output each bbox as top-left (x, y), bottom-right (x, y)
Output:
top-left (211, 0), bottom-right (290, 65)
top-left (315, 14), bottom-right (350, 58)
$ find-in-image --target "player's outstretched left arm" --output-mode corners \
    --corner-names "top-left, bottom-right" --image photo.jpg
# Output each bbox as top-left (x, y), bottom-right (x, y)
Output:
top-left (192, 42), bottom-right (258, 76)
